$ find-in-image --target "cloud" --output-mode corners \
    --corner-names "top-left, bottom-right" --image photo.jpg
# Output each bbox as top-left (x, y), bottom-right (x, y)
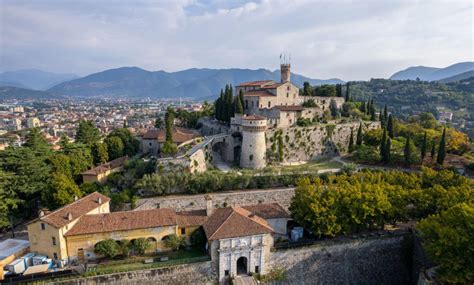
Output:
top-left (0, 0), bottom-right (472, 80)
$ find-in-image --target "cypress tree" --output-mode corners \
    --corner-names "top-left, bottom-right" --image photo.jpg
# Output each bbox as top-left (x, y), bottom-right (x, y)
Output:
top-left (420, 132), bottom-right (427, 163)
top-left (239, 89), bottom-right (244, 110)
top-left (348, 128), bottom-right (354, 153)
top-left (370, 104), bottom-right (376, 121)
top-left (431, 139), bottom-right (436, 162)
top-left (366, 100), bottom-right (371, 115)
top-left (345, 82), bottom-right (350, 102)
top-left (380, 128), bottom-right (387, 162)
top-left (436, 128), bottom-right (446, 166)
top-left (234, 94), bottom-right (243, 114)
top-left (360, 102), bottom-right (366, 113)
top-left (356, 123), bottom-right (363, 145)
top-left (387, 114), bottom-right (394, 138)
top-left (383, 104), bottom-right (388, 122)
top-left (379, 108), bottom-right (384, 126)
top-left (404, 134), bottom-right (411, 167)
top-left (384, 138), bottom-right (391, 164)
top-left (336, 84), bottom-right (342, 97)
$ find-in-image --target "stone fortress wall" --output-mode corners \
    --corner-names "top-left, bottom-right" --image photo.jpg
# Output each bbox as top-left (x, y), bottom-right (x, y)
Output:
top-left (266, 121), bottom-right (380, 163)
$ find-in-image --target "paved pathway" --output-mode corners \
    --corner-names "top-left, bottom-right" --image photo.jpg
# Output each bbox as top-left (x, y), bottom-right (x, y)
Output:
top-left (212, 151), bottom-right (232, 172)
top-left (234, 275), bottom-right (257, 285)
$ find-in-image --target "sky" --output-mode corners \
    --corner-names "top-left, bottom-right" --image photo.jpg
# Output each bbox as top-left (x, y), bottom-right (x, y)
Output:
top-left (0, 0), bottom-right (473, 80)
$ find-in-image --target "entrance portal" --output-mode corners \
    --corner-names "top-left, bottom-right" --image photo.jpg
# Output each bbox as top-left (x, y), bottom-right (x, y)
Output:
top-left (236, 256), bottom-right (248, 275)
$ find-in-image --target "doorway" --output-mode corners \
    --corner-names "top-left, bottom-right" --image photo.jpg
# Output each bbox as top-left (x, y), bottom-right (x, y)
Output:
top-left (236, 256), bottom-right (248, 275)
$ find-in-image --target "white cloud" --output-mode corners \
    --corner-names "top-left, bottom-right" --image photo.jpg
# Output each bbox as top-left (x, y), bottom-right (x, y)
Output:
top-left (0, 0), bottom-right (472, 80)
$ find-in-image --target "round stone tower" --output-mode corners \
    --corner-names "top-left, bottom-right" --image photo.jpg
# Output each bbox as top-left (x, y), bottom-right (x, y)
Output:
top-left (240, 115), bottom-right (267, 169)
top-left (280, 63), bottom-right (291, 83)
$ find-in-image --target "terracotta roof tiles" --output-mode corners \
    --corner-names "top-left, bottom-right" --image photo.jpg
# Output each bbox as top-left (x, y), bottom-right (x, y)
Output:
top-left (142, 127), bottom-right (199, 143)
top-left (242, 203), bottom-right (290, 219)
top-left (237, 80), bottom-right (274, 87)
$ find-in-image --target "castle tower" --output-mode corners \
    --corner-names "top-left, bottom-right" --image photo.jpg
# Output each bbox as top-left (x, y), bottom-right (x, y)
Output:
top-left (280, 63), bottom-right (291, 83)
top-left (240, 115), bottom-right (267, 169)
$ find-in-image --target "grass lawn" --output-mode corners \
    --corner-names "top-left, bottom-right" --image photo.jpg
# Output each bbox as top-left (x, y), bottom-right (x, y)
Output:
top-left (84, 248), bottom-right (209, 277)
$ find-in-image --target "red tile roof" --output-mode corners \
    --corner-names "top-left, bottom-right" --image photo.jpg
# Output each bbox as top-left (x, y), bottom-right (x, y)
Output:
top-left (64, 208), bottom-right (177, 236)
top-left (203, 207), bottom-right (273, 240)
top-left (82, 156), bottom-right (128, 176)
top-left (176, 210), bottom-right (208, 227)
top-left (242, 203), bottom-right (290, 219)
top-left (142, 127), bottom-right (199, 143)
top-left (237, 80), bottom-right (274, 87)
top-left (262, 83), bottom-right (283, 89)
top-left (38, 192), bottom-right (110, 228)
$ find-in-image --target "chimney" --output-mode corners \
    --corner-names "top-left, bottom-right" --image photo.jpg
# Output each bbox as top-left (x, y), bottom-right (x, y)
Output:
top-left (38, 210), bottom-right (45, 217)
top-left (280, 63), bottom-right (291, 83)
top-left (74, 195), bottom-right (79, 201)
top-left (67, 212), bottom-right (73, 221)
top-left (205, 195), bottom-right (213, 216)
top-left (97, 197), bottom-right (102, 204)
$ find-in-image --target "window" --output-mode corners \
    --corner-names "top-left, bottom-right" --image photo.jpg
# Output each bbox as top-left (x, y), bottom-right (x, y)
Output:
top-left (251, 101), bottom-right (254, 107)
top-left (287, 86), bottom-right (290, 91)
top-left (268, 102), bottom-right (271, 108)
top-left (286, 92), bottom-right (289, 98)
top-left (225, 270), bottom-right (229, 276)
top-left (52, 237), bottom-right (56, 245)
top-left (41, 223), bottom-right (45, 230)
top-left (181, 228), bottom-right (186, 235)
top-left (245, 100), bottom-right (248, 108)
top-left (255, 266), bottom-right (260, 273)
top-left (149, 142), bottom-right (152, 146)
top-left (53, 253), bottom-right (58, 260)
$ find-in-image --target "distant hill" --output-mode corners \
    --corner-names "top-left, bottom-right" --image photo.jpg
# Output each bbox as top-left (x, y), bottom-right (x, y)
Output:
top-left (437, 70), bottom-right (474, 83)
top-left (0, 86), bottom-right (64, 100)
top-left (0, 69), bottom-right (78, 90)
top-left (390, 62), bottom-right (474, 81)
top-left (48, 67), bottom-right (344, 99)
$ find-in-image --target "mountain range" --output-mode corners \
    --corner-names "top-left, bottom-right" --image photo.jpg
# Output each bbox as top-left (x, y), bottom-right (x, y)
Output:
top-left (47, 67), bottom-right (343, 100)
top-left (389, 62), bottom-right (474, 82)
top-left (0, 69), bottom-right (78, 90)
top-left (0, 61), bottom-right (472, 100)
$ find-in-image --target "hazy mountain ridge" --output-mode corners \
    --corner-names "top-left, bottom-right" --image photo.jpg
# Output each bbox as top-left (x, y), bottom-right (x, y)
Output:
top-left (0, 86), bottom-right (64, 100)
top-left (390, 62), bottom-right (474, 81)
top-left (0, 69), bottom-right (78, 90)
top-left (48, 67), bottom-right (344, 99)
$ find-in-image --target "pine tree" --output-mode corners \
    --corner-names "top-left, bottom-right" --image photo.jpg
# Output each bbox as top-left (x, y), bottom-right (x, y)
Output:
top-left (421, 132), bottom-right (427, 163)
top-left (380, 128), bottom-right (387, 162)
top-left (348, 128), bottom-right (354, 153)
top-left (387, 115), bottom-right (394, 138)
top-left (431, 139), bottom-right (436, 162)
top-left (384, 138), bottom-right (391, 164)
top-left (404, 134), bottom-right (411, 167)
top-left (345, 82), bottom-right (350, 102)
top-left (356, 123), bottom-right (363, 145)
top-left (436, 127), bottom-right (446, 166)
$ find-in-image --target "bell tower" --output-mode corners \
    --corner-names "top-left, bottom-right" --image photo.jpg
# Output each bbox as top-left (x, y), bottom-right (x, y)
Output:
top-left (280, 53), bottom-right (291, 83)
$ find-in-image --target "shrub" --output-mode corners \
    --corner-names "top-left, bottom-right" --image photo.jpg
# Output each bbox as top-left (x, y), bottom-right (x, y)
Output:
top-left (190, 227), bottom-right (207, 248)
top-left (164, 234), bottom-right (186, 251)
top-left (95, 239), bottom-right (120, 259)
top-left (132, 238), bottom-right (151, 255)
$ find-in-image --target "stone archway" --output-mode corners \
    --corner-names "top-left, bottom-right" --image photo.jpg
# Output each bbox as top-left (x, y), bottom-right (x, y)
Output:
top-left (236, 256), bottom-right (248, 275)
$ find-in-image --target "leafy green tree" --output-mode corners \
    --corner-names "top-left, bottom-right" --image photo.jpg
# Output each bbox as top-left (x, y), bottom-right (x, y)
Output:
top-left (190, 227), bottom-right (206, 248)
top-left (66, 144), bottom-right (94, 179)
top-left (164, 234), bottom-right (187, 251)
top-left (95, 239), bottom-right (120, 259)
top-left (387, 115), bottom-right (394, 138)
top-left (59, 134), bottom-right (71, 150)
top-left (24, 128), bottom-right (50, 150)
top-left (418, 203), bottom-right (474, 284)
top-left (302, 82), bottom-right (313, 96)
top-left (105, 136), bottom-right (124, 160)
top-left (437, 128), bottom-right (446, 166)
top-left (420, 132), bottom-right (427, 163)
top-left (75, 120), bottom-right (101, 145)
top-left (119, 239), bottom-right (132, 257)
top-left (348, 128), bottom-right (354, 153)
top-left (418, 112), bottom-right (438, 129)
top-left (154, 117), bottom-right (163, 129)
top-left (404, 134), bottom-right (411, 167)
top-left (133, 238), bottom-right (151, 255)
top-left (44, 172), bottom-right (83, 208)
top-left (92, 142), bottom-right (109, 165)
top-left (0, 169), bottom-right (19, 228)
top-left (356, 123), bottom-right (363, 145)
top-left (107, 128), bottom-right (139, 156)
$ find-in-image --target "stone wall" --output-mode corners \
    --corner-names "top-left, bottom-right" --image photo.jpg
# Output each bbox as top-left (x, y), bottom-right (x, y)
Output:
top-left (269, 234), bottom-right (413, 285)
top-left (135, 187), bottom-right (296, 212)
top-left (50, 261), bottom-right (216, 285)
top-left (266, 121), bottom-right (380, 163)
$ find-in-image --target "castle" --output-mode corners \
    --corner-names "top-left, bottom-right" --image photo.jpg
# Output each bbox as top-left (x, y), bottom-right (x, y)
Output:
top-left (198, 62), bottom-right (379, 170)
